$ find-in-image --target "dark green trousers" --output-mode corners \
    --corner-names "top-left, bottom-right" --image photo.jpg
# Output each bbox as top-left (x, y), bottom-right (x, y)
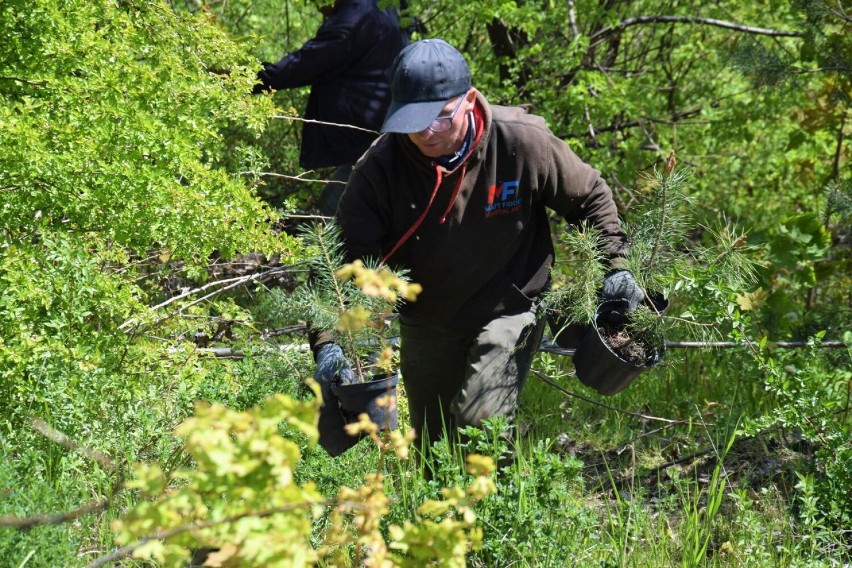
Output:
top-left (399, 307), bottom-right (545, 447)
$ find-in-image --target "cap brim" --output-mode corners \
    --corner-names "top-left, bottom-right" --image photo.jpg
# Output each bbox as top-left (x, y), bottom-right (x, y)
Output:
top-left (380, 99), bottom-right (448, 134)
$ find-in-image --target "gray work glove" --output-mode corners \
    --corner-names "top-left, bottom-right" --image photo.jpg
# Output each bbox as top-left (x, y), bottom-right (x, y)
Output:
top-left (601, 270), bottom-right (645, 322)
top-left (313, 342), bottom-right (359, 457)
top-left (314, 342), bottom-right (355, 389)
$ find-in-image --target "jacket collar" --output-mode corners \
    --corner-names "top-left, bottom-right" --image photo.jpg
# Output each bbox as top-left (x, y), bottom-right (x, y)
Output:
top-left (395, 91), bottom-right (492, 173)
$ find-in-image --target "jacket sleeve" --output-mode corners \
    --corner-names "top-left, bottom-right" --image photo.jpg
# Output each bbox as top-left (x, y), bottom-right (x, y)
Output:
top-left (259, 11), bottom-right (368, 90)
top-left (335, 167), bottom-right (392, 265)
top-left (538, 131), bottom-right (629, 268)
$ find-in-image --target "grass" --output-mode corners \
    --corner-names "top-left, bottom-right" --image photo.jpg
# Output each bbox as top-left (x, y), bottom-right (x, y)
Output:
top-left (1, 330), bottom-right (848, 566)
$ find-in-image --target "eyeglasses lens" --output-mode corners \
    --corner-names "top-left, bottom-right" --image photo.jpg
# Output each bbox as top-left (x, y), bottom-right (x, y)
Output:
top-left (428, 93), bottom-right (466, 132)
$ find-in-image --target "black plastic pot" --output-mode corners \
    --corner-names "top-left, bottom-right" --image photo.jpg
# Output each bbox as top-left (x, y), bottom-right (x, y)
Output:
top-left (319, 373), bottom-right (399, 457)
top-left (332, 373), bottom-right (399, 431)
top-left (547, 312), bottom-right (591, 351)
top-left (572, 294), bottom-right (668, 396)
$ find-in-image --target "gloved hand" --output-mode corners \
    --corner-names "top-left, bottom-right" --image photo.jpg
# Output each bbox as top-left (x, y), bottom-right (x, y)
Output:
top-left (314, 342), bottom-right (356, 388)
top-left (251, 63), bottom-right (273, 95)
top-left (252, 82), bottom-right (271, 95)
top-left (601, 270), bottom-right (645, 322)
top-left (313, 342), bottom-right (359, 457)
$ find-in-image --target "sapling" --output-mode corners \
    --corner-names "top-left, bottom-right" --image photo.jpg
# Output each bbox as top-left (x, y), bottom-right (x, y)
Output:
top-left (282, 222), bottom-right (420, 382)
top-left (548, 154), bottom-right (759, 365)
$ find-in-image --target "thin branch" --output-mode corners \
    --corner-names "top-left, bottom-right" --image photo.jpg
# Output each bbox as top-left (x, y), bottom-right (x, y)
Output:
top-left (0, 422), bottom-right (124, 530)
top-left (557, 107), bottom-right (703, 139)
top-left (240, 170), bottom-right (344, 185)
top-left (150, 268), bottom-right (288, 328)
top-left (87, 501), bottom-right (319, 568)
top-left (588, 16), bottom-right (803, 48)
top-left (531, 370), bottom-right (684, 424)
top-left (151, 273), bottom-right (269, 312)
top-left (827, 1), bottom-right (852, 22)
top-left (792, 66), bottom-right (852, 74)
top-left (832, 111), bottom-right (847, 183)
top-left (567, 0), bottom-right (579, 39)
top-left (119, 267), bottom-right (288, 331)
top-left (270, 115), bottom-right (378, 135)
top-left (583, 105), bottom-right (598, 143)
top-left (260, 324), bottom-right (308, 339)
top-left (0, 496), bottom-right (113, 530)
top-left (194, 337), bottom-right (847, 360)
top-left (31, 419), bottom-right (116, 471)
top-left (283, 213), bottom-right (333, 221)
top-left (0, 76), bottom-right (47, 86)
top-left (665, 340), bottom-right (848, 349)
top-left (639, 122), bottom-right (666, 163)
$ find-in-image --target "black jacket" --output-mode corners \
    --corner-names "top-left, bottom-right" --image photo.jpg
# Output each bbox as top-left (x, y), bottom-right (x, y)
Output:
top-left (259, 0), bottom-right (408, 169)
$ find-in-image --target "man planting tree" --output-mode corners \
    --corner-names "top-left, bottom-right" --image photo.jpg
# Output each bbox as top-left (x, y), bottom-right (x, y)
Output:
top-left (311, 38), bottom-right (644, 459)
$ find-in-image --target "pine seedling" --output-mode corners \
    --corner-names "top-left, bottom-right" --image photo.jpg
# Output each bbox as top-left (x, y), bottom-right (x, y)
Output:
top-left (549, 222), bottom-right (608, 327)
top-left (283, 222), bottom-right (420, 382)
top-left (548, 154), bottom-right (762, 352)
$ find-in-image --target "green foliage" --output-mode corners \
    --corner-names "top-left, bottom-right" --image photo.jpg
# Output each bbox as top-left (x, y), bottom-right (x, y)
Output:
top-left (113, 394), bottom-right (323, 567)
top-left (0, 451), bottom-right (89, 567)
top-left (1, 1), bottom-right (849, 565)
top-left (0, 0), bottom-right (300, 561)
top-left (468, 429), bottom-right (592, 565)
top-left (547, 223), bottom-right (608, 327)
top-left (742, 337), bottom-right (852, 539)
top-left (677, 431), bottom-right (736, 567)
top-left (267, 222), bottom-right (420, 379)
top-left (1, 0), bottom-right (285, 264)
top-left (549, 162), bottom-right (760, 351)
top-left (110, 389), bottom-right (495, 567)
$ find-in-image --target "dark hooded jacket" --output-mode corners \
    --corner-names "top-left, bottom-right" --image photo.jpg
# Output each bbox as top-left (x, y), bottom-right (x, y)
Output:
top-left (258, 0), bottom-right (408, 169)
top-left (334, 92), bottom-right (628, 336)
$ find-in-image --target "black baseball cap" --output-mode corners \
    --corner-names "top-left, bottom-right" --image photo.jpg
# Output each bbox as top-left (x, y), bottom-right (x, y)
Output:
top-left (381, 39), bottom-right (472, 134)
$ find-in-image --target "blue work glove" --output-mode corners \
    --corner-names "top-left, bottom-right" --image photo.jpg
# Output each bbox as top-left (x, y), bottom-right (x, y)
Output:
top-left (313, 342), bottom-right (359, 457)
top-left (601, 270), bottom-right (645, 322)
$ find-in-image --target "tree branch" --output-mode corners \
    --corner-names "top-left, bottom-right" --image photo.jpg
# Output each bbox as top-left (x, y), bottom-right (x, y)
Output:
top-left (832, 111), bottom-right (847, 183)
top-left (567, 0), bottom-right (579, 39)
top-left (87, 501), bottom-right (319, 568)
top-left (589, 16), bottom-right (803, 49)
top-left (270, 115), bottom-right (378, 135)
top-left (557, 108), bottom-right (703, 139)
top-left (30, 419), bottom-right (117, 471)
top-left (240, 170), bottom-right (345, 186)
top-left (0, 76), bottom-right (47, 86)
top-left (0, 421), bottom-right (124, 530)
top-left (531, 370), bottom-right (685, 424)
top-left (664, 340), bottom-right (847, 349)
top-left (0, 496), bottom-right (115, 530)
top-left (119, 266), bottom-right (289, 331)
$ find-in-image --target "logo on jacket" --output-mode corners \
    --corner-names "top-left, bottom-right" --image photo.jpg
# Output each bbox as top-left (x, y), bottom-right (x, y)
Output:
top-left (484, 180), bottom-right (522, 218)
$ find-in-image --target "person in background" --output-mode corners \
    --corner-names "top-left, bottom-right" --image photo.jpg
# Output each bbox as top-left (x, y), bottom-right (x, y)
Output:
top-left (311, 38), bottom-right (644, 461)
top-left (254, 0), bottom-right (410, 215)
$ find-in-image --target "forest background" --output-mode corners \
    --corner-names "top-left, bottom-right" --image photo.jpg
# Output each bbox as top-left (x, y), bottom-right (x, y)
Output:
top-left (0, 0), bottom-right (849, 566)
